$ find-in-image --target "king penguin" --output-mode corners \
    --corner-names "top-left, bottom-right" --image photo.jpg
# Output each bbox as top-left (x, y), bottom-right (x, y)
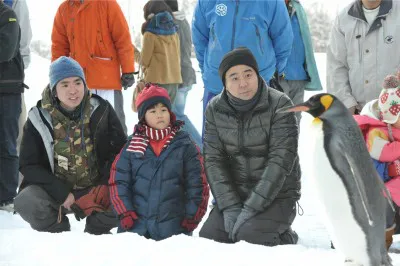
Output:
top-left (279, 93), bottom-right (393, 266)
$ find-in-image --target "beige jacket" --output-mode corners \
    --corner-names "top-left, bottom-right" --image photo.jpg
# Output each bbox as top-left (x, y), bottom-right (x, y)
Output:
top-left (140, 32), bottom-right (182, 84)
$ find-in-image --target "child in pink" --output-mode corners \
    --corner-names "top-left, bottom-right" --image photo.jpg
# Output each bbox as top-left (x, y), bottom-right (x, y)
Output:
top-left (354, 73), bottom-right (400, 249)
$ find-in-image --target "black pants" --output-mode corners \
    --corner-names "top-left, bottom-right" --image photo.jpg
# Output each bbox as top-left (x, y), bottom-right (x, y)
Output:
top-left (199, 199), bottom-right (298, 246)
top-left (0, 93), bottom-right (21, 203)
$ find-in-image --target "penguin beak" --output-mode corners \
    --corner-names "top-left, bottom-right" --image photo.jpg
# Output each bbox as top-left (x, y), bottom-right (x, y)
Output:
top-left (277, 102), bottom-right (312, 113)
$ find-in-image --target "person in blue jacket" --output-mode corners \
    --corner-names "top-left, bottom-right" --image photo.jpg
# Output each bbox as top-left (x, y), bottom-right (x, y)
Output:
top-left (280, 0), bottom-right (322, 123)
top-left (192, 0), bottom-right (294, 133)
top-left (109, 84), bottom-right (210, 241)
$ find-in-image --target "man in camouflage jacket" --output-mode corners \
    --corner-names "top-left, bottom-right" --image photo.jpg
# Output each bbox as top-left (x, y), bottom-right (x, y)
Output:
top-left (14, 57), bottom-right (127, 234)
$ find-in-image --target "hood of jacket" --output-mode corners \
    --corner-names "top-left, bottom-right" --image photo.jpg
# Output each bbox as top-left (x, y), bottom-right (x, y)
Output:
top-left (145, 11), bottom-right (177, 35)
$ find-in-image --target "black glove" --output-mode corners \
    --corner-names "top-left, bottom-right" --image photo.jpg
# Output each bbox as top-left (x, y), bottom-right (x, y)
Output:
top-left (222, 204), bottom-right (242, 239)
top-left (121, 73), bottom-right (135, 90)
top-left (269, 71), bottom-right (284, 92)
top-left (230, 206), bottom-right (258, 241)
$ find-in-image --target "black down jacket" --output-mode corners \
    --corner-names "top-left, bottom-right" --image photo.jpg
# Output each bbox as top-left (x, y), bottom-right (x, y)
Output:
top-left (204, 81), bottom-right (301, 212)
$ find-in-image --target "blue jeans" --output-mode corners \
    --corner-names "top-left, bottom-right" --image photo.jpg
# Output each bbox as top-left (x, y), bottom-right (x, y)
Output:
top-left (172, 86), bottom-right (202, 150)
top-left (0, 93), bottom-right (21, 203)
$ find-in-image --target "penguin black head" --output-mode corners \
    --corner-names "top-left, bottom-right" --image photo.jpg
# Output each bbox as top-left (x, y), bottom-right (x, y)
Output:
top-left (278, 93), bottom-right (338, 118)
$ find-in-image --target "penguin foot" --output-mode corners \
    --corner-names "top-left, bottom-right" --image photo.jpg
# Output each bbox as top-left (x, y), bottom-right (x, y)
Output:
top-left (381, 252), bottom-right (393, 266)
top-left (344, 259), bottom-right (360, 266)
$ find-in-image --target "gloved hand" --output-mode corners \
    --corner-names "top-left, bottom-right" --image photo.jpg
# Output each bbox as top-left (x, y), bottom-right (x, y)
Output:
top-left (230, 206), bottom-right (258, 241)
top-left (269, 71), bottom-right (284, 92)
top-left (120, 211), bottom-right (138, 230)
top-left (91, 185), bottom-right (111, 209)
top-left (121, 73), bottom-right (135, 90)
top-left (181, 219), bottom-right (199, 232)
top-left (222, 204), bottom-right (242, 238)
top-left (73, 185), bottom-right (110, 217)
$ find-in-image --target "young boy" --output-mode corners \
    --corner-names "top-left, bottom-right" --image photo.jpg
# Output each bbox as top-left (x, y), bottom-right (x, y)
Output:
top-left (109, 84), bottom-right (209, 240)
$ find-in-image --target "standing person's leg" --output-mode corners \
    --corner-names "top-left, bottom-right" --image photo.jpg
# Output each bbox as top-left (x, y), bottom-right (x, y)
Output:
top-left (385, 200), bottom-right (396, 250)
top-left (159, 83), bottom-right (178, 104)
top-left (17, 93), bottom-right (26, 153)
top-left (202, 88), bottom-right (218, 138)
top-left (113, 90), bottom-right (127, 134)
top-left (0, 93), bottom-right (21, 210)
top-left (172, 85), bottom-right (202, 149)
top-left (280, 80), bottom-right (306, 125)
top-left (17, 94), bottom-right (27, 187)
top-left (14, 185), bottom-right (71, 232)
top-left (91, 89), bottom-right (127, 134)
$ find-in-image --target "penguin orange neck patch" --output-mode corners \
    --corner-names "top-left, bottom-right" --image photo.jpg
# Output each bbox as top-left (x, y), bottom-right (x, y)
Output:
top-left (312, 117), bottom-right (322, 125)
top-left (320, 95), bottom-right (333, 111)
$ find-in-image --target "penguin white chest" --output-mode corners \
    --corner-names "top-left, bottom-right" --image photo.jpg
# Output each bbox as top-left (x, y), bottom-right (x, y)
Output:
top-left (309, 122), bottom-right (370, 265)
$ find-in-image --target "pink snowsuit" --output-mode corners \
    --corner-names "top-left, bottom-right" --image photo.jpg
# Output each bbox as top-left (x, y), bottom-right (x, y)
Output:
top-left (354, 100), bottom-right (400, 206)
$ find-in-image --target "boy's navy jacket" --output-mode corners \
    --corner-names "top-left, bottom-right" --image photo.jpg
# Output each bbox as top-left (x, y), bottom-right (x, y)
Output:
top-left (110, 130), bottom-right (209, 241)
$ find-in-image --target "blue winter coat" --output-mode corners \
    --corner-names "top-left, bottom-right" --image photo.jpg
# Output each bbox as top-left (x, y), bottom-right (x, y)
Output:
top-left (192, 0), bottom-right (293, 94)
top-left (110, 131), bottom-right (209, 241)
top-left (285, 0), bottom-right (322, 91)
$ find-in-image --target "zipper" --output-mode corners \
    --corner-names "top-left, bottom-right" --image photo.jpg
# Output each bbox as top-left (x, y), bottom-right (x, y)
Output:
top-left (0, 79), bottom-right (23, 83)
top-left (211, 23), bottom-right (216, 42)
top-left (254, 24), bottom-right (264, 55)
top-left (238, 115), bottom-right (244, 153)
top-left (93, 104), bottom-right (108, 172)
top-left (92, 56), bottom-right (112, 61)
top-left (231, 0), bottom-right (239, 50)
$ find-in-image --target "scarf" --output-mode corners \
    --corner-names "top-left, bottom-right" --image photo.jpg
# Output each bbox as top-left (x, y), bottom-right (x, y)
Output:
top-left (127, 122), bottom-right (183, 156)
top-left (226, 79), bottom-right (262, 113)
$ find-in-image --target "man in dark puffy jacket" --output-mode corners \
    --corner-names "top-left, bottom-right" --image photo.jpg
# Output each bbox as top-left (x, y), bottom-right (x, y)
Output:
top-left (0, 0), bottom-right (26, 212)
top-left (199, 47), bottom-right (301, 246)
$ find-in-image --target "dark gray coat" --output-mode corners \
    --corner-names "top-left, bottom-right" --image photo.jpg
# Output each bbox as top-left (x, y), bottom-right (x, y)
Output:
top-left (204, 82), bottom-right (301, 212)
top-left (173, 11), bottom-right (196, 88)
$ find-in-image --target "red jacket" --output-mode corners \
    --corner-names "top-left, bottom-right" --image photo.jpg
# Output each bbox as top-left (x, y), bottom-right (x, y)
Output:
top-left (51, 0), bottom-right (135, 90)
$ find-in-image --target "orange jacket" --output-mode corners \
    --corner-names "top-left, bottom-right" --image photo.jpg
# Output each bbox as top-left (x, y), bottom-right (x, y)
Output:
top-left (51, 0), bottom-right (135, 90)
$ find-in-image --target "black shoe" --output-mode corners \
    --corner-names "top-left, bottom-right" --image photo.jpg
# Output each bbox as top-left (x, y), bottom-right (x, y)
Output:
top-left (331, 241), bottom-right (335, 249)
top-left (280, 227), bottom-right (299, 244)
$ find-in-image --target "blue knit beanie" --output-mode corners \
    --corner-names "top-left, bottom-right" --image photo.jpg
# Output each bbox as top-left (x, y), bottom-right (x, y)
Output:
top-left (49, 56), bottom-right (86, 91)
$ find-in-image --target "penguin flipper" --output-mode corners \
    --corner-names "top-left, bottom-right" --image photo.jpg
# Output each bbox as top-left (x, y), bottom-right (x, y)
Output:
top-left (326, 142), bottom-right (375, 226)
top-left (373, 170), bottom-right (395, 212)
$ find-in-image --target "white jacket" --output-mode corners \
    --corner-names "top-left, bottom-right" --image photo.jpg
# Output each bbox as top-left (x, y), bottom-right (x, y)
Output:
top-left (12, 0), bottom-right (32, 68)
top-left (327, 0), bottom-right (400, 108)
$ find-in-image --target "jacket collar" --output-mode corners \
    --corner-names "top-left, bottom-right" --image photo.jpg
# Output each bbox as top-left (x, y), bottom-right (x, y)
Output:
top-left (348, 0), bottom-right (392, 21)
top-left (348, 0), bottom-right (392, 35)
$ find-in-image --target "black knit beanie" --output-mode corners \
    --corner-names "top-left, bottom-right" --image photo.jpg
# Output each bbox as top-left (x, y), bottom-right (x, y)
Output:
top-left (218, 47), bottom-right (259, 86)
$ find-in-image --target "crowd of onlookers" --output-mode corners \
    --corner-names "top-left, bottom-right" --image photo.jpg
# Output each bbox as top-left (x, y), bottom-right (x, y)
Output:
top-left (1, 0), bottom-right (399, 249)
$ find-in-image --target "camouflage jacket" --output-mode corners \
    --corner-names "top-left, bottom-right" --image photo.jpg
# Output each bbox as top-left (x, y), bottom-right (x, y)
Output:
top-left (19, 94), bottom-right (127, 203)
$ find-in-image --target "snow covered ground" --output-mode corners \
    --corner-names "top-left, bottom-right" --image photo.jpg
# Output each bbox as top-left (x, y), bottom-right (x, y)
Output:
top-left (1, 53), bottom-right (400, 265)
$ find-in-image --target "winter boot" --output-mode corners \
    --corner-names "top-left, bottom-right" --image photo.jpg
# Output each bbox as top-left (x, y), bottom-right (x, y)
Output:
top-left (280, 227), bottom-right (299, 244)
top-left (386, 226), bottom-right (395, 250)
